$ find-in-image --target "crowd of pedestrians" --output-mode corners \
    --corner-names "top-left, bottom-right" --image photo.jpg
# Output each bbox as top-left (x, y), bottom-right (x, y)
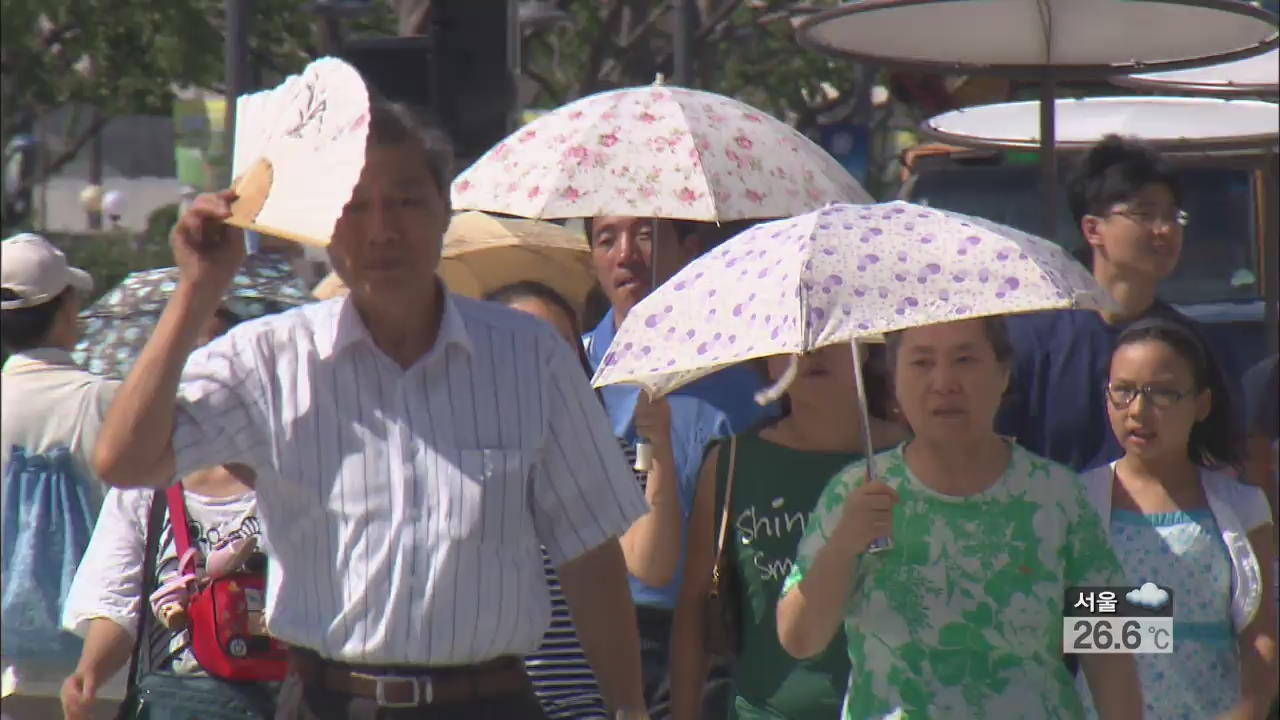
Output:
top-left (1, 95), bottom-right (1276, 720)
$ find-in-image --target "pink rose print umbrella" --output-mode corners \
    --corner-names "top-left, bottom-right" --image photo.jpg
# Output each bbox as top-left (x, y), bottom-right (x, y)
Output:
top-left (450, 77), bottom-right (871, 222)
top-left (592, 201), bottom-right (1112, 551)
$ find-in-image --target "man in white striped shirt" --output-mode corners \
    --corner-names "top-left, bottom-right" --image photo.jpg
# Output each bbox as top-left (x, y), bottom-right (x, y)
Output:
top-left (92, 103), bottom-right (650, 720)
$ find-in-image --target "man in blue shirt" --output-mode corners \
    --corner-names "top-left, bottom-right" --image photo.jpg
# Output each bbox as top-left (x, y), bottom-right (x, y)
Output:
top-left (997, 135), bottom-right (1240, 472)
top-left (582, 215), bottom-right (771, 720)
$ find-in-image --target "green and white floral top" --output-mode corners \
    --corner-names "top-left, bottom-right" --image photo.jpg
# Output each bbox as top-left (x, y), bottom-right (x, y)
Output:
top-left (783, 443), bottom-right (1124, 720)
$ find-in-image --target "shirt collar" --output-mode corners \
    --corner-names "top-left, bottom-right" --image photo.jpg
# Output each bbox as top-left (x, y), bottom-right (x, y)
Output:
top-left (319, 282), bottom-right (474, 361)
top-left (2, 347), bottom-right (78, 374)
top-left (584, 308), bottom-right (618, 368)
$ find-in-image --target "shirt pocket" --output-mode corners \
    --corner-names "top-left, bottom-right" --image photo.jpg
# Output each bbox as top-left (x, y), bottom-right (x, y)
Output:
top-left (447, 448), bottom-right (531, 542)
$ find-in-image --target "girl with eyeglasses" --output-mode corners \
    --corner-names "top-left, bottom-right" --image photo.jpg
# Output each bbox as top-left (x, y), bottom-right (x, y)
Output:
top-left (1078, 318), bottom-right (1277, 720)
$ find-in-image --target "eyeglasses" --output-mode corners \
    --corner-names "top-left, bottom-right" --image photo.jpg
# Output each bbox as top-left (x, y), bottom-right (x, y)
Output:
top-left (1104, 383), bottom-right (1193, 409)
top-left (1109, 208), bottom-right (1190, 230)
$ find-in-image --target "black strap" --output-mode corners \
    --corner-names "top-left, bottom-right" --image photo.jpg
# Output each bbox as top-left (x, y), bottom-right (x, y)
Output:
top-left (123, 490), bottom-right (167, 693)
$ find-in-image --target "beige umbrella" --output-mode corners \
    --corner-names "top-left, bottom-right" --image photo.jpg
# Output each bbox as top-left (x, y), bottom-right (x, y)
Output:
top-left (311, 211), bottom-right (594, 317)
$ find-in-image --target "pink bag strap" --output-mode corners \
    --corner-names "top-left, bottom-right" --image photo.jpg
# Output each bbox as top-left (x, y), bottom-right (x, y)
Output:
top-left (165, 482), bottom-right (194, 558)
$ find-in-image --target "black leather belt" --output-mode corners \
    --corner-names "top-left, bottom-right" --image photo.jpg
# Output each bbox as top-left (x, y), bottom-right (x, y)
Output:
top-left (290, 650), bottom-right (530, 708)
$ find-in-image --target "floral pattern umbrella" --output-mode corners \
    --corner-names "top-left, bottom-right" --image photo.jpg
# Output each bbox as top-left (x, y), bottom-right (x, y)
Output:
top-left (73, 252), bottom-right (312, 378)
top-left (451, 79), bottom-right (872, 222)
top-left (592, 201), bottom-right (1112, 398)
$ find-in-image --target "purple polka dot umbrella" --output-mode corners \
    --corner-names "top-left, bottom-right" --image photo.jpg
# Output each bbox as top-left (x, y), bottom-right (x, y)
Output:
top-left (592, 201), bottom-right (1111, 398)
top-left (592, 200), bottom-right (1113, 551)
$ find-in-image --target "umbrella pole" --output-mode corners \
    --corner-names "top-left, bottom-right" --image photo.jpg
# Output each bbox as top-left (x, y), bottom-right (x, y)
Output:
top-left (633, 218), bottom-right (664, 474)
top-left (1038, 72), bottom-right (1057, 243)
top-left (852, 341), bottom-right (892, 554)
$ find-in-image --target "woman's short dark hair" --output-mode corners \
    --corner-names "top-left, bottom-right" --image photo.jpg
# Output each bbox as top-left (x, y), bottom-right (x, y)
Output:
top-left (1066, 135), bottom-right (1182, 267)
top-left (747, 343), bottom-right (893, 427)
top-left (367, 101), bottom-right (454, 202)
top-left (884, 315), bottom-right (1015, 370)
top-left (1111, 318), bottom-right (1240, 469)
top-left (485, 281), bottom-right (593, 378)
top-left (0, 287), bottom-right (70, 352)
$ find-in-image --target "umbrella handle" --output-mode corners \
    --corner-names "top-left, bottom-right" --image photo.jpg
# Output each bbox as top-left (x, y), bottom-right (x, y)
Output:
top-left (851, 341), bottom-right (892, 554)
top-left (634, 439), bottom-right (654, 472)
top-left (754, 354), bottom-right (799, 407)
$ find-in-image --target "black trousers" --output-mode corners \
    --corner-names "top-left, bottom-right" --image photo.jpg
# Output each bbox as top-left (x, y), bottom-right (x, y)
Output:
top-left (273, 654), bottom-right (549, 720)
top-left (637, 605), bottom-right (731, 720)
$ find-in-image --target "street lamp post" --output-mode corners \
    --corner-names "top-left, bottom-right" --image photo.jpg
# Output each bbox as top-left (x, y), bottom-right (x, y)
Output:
top-left (673, 0), bottom-right (696, 87)
top-left (224, 0), bottom-right (252, 187)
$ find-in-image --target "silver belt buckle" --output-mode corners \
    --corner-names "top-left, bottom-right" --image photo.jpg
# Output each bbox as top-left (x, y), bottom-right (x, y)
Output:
top-left (364, 674), bottom-right (433, 708)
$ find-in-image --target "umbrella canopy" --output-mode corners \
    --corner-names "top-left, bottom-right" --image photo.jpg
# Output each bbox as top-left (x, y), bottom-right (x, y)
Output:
top-left (922, 96), bottom-right (1280, 152)
top-left (1113, 48), bottom-right (1280, 96)
top-left (592, 201), bottom-right (1111, 398)
top-left (450, 79), bottom-right (871, 223)
top-left (73, 252), bottom-right (312, 378)
top-left (796, 0), bottom-right (1278, 76)
top-left (311, 211), bottom-right (595, 316)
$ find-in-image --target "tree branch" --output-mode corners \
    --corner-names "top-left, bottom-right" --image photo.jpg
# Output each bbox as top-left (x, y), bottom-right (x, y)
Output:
top-left (33, 113), bottom-right (110, 185)
top-left (595, 0), bottom-right (672, 86)
top-left (651, 0), bottom-right (744, 76)
top-left (522, 56), bottom-right (566, 107)
top-left (696, 0), bottom-right (744, 41)
top-left (579, 1), bottom-right (626, 96)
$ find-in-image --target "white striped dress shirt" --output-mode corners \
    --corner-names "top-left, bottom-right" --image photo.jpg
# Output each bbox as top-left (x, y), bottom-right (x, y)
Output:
top-left (169, 291), bottom-right (648, 665)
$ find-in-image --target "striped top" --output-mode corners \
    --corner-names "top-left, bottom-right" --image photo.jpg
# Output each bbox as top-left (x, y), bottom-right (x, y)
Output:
top-left (527, 439), bottom-right (642, 720)
top-left (169, 292), bottom-right (649, 665)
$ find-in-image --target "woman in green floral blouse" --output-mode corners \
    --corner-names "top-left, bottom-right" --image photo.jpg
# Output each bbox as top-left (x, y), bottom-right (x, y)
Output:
top-left (776, 317), bottom-right (1143, 719)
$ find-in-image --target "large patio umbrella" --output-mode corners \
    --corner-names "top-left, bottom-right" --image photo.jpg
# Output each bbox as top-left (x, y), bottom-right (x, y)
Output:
top-left (796, 0), bottom-right (1279, 240)
top-left (1112, 48), bottom-right (1279, 96)
top-left (921, 96), bottom-right (1280, 153)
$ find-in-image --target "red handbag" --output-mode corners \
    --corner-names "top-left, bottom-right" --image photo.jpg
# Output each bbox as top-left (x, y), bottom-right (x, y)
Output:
top-left (166, 483), bottom-right (288, 682)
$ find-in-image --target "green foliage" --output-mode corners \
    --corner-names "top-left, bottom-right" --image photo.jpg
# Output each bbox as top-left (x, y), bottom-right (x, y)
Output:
top-left (44, 204), bottom-right (179, 306)
top-left (0, 0), bottom-right (396, 141)
top-left (522, 0), bottom-right (865, 133)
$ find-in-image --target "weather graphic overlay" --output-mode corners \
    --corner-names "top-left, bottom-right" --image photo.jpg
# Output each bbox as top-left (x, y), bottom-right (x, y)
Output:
top-left (1063, 583), bottom-right (1174, 654)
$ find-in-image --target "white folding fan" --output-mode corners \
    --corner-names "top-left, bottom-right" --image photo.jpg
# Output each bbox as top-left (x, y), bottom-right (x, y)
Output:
top-left (226, 57), bottom-right (370, 247)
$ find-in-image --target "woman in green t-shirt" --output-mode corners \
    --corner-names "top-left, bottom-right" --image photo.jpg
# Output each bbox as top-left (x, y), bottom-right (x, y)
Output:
top-left (669, 342), bottom-right (907, 720)
top-left (777, 316), bottom-right (1144, 720)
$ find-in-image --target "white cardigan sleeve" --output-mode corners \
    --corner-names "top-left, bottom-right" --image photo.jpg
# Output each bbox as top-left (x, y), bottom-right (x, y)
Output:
top-left (61, 488), bottom-right (155, 640)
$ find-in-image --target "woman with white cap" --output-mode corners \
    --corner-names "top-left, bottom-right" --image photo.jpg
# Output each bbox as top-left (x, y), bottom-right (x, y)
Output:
top-left (1, 232), bottom-right (119, 713)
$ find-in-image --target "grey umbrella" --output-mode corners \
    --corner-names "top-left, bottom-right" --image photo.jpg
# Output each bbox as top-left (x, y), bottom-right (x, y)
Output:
top-left (73, 251), bottom-right (312, 378)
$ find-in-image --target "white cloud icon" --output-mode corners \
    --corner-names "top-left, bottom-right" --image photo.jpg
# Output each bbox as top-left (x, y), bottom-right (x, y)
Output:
top-left (1126, 582), bottom-right (1170, 610)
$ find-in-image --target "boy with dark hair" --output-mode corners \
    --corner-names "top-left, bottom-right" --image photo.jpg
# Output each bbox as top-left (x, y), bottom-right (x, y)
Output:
top-left (996, 135), bottom-right (1237, 472)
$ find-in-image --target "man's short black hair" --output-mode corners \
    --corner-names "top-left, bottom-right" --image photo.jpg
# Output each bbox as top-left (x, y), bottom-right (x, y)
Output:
top-left (1065, 135), bottom-right (1182, 267)
top-left (583, 217), bottom-right (756, 253)
top-left (1067, 135), bottom-right (1182, 226)
top-left (0, 287), bottom-right (70, 352)
top-left (367, 101), bottom-right (455, 201)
